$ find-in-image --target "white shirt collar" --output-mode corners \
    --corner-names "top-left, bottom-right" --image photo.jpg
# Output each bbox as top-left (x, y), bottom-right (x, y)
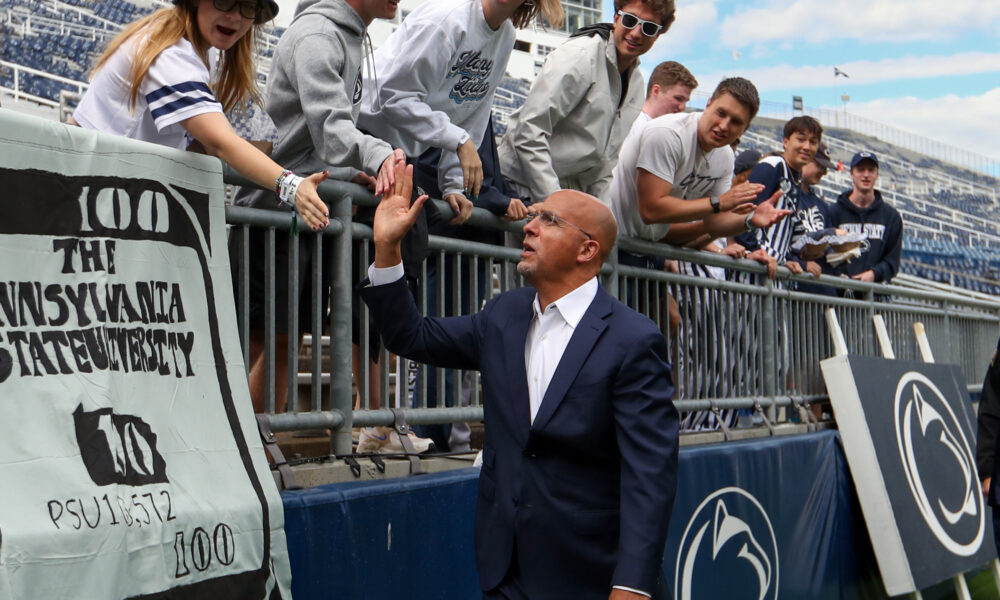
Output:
top-left (531, 277), bottom-right (599, 328)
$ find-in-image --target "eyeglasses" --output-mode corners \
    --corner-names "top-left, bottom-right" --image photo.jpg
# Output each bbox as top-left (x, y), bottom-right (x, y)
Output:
top-left (616, 10), bottom-right (663, 37)
top-left (212, 0), bottom-right (273, 23)
top-left (526, 210), bottom-right (593, 240)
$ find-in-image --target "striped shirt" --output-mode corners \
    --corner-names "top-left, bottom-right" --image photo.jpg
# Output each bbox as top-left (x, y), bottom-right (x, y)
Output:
top-left (75, 33), bottom-right (223, 150)
top-left (735, 155), bottom-right (806, 264)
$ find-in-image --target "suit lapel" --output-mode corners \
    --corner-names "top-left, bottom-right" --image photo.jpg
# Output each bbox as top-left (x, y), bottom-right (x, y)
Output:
top-left (501, 291), bottom-right (534, 446)
top-left (530, 288), bottom-right (612, 432)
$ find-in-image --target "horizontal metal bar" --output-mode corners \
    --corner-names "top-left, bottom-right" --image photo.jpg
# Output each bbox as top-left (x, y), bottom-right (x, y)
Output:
top-left (226, 205), bottom-right (345, 234)
top-left (352, 407), bottom-right (485, 427)
top-left (266, 407), bottom-right (485, 432)
top-left (268, 410), bottom-right (345, 432)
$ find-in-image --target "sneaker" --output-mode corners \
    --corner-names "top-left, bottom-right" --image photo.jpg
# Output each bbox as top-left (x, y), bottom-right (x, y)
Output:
top-left (356, 426), bottom-right (435, 454)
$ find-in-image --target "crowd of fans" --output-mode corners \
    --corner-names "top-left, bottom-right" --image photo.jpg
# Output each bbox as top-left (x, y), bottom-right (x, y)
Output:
top-left (40, 0), bottom-right (911, 449)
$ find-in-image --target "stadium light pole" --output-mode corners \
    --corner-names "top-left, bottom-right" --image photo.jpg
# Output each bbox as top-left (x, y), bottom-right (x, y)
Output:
top-left (841, 93), bottom-right (850, 130)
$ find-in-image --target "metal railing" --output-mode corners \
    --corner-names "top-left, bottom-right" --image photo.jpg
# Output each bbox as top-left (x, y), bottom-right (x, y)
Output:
top-left (0, 59), bottom-right (87, 107)
top-left (223, 170), bottom-right (1000, 448)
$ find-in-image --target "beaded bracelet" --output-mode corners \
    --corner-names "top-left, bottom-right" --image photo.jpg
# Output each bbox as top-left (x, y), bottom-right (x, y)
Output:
top-left (274, 170), bottom-right (293, 194)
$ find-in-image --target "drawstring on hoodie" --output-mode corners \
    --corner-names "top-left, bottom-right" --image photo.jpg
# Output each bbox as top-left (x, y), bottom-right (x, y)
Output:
top-left (364, 31), bottom-right (382, 112)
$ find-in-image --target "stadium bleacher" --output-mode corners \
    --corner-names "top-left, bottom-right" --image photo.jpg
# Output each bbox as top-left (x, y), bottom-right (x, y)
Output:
top-left (0, 0), bottom-right (281, 101)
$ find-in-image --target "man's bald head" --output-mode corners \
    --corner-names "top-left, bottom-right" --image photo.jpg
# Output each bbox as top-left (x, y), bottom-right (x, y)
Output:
top-left (543, 190), bottom-right (618, 263)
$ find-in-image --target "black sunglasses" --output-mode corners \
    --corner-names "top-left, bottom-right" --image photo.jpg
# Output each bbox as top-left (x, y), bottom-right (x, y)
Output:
top-left (213, 0), bottom-right (274, 23)
top-left (617, 10), bottom-right (663, 37)
top-left (526, 210), bottom-right (593, 240)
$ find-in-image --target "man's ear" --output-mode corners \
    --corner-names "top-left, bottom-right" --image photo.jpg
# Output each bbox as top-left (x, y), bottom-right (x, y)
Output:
top-left (577, 240), bottom-right (600, 264)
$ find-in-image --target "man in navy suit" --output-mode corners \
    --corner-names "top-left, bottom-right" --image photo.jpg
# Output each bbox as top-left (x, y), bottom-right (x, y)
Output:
top-left (360, 164), bottom-right (679, 600)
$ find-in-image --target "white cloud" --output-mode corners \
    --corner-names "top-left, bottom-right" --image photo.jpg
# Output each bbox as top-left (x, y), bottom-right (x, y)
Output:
top-left (648, 0), bottom-right (719, 58)
top-left (720, 0), bottom-right (1000, 46)
top-left (834, 88), bottom-right (1000, 160)
top-left (694, 52), bottom-right (1000, 92)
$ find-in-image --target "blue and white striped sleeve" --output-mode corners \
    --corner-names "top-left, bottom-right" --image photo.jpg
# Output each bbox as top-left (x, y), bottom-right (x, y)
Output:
top-left (141, 42), bottom-right (223, 130)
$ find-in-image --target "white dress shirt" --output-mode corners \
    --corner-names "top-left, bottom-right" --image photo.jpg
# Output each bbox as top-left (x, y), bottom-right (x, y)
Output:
top-left (524, 277), bottom-right (598, 422)
top-left (369, 264), bottom-right (648, 598)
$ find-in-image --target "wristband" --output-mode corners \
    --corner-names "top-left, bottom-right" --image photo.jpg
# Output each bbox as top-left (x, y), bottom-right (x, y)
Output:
top-left (744, 212), bottom-right (759, 232)
top-left (279, 173), bottom-right (304, 207)
top-left (456, 131), bottom-right (470, 152)
top-left (709, 195), bottom-right (721, 213)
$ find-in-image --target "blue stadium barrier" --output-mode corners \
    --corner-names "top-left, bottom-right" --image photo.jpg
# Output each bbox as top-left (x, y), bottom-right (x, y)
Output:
top-left (282, 431), bottom-right (980, 599)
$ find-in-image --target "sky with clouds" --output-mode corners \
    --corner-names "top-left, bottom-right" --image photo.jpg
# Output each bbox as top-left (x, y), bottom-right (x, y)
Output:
top-left (613, 0), bottom-right (1000, 161)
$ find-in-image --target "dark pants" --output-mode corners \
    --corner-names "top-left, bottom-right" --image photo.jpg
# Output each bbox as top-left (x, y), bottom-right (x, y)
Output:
top-left (482, 540), bottom-right (671, 600)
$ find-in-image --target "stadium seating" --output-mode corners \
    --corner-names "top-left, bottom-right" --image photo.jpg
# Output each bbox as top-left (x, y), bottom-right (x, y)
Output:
top-left (0, 0), bottom-right (281, 100)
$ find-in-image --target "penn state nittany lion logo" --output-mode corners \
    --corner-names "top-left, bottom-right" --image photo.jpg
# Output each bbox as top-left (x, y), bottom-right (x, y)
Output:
top-left (778, 178), bottom-right (792, 196)
top-left (675, 487), bottom-right (778, 600)
top-left (894, 372), bottom-right (984, 556)
top-left (353, 67), bottom-right (363, 104)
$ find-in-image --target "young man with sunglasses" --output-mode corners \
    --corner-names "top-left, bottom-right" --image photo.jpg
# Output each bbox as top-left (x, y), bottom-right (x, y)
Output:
top-left (498, 0), bottom-right (675, 205)
top-left (361, 164), bottom-right (678, 600)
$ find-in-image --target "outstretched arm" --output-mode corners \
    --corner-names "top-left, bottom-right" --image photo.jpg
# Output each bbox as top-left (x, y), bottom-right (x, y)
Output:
top-left (359, 163), bottom-right (484, 370)
top-left (183, 111), bottom-right (330, 231)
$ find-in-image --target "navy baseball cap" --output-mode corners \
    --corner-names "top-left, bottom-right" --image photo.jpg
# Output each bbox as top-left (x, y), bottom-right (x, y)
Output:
top-left (173, 0), bottom-right (279, 23)
top-left (733, 149), bottom-right (762, 175)
top-left (850, 151), bottom-right (879, 169)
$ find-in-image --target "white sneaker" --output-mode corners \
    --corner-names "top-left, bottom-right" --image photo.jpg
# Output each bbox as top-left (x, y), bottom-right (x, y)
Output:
top-left (356, 426), bottom-right (435, 454)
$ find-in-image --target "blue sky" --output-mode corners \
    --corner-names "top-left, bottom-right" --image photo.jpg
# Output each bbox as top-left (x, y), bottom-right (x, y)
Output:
top-left (612, 0), bottom-right (1000, 159)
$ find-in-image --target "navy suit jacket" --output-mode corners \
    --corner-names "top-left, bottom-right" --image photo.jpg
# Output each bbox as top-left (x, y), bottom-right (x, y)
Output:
top-left (360, 277), bottom-right (679, 598)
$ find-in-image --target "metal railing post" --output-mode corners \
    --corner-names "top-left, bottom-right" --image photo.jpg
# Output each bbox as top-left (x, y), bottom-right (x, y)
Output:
top-left (941, 299), bottom-right (953, 364)
top-left (760, 277), bottom-right (778, 419)
top-left (328, 192), bottom-right (354, 455)
top-left (863, 287), bottom-right (876, 356)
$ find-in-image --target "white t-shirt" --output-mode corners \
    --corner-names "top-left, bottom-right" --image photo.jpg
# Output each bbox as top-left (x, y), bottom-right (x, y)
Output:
top-left (610, 112), bottom-right (734, 242)
top-left (75, 34), bottom-right (223, 149)
top-left (608, 110), bottom-right (651, 214)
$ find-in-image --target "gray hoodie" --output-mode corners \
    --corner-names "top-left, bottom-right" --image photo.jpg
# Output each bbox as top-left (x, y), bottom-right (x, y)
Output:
top-left (242, 0), bottom-right (392, 208)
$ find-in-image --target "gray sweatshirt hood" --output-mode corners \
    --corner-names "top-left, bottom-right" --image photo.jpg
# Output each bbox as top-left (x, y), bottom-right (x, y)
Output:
top-left (293, 0), bottom-right (365, 38)
top-left (234, 0), bottom-right (392, 210)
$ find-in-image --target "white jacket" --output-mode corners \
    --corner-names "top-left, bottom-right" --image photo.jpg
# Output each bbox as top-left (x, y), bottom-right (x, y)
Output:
top-left (498, 32), bottom-right (644, 203)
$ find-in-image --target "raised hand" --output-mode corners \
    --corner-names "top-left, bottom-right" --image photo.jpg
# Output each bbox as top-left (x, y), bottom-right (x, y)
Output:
top-left (373, 162), bottom-right (427, 249)
top-left (749, 192), bottom-right (791, 228)
top-left (719, 181), bottom-right (765, 212)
